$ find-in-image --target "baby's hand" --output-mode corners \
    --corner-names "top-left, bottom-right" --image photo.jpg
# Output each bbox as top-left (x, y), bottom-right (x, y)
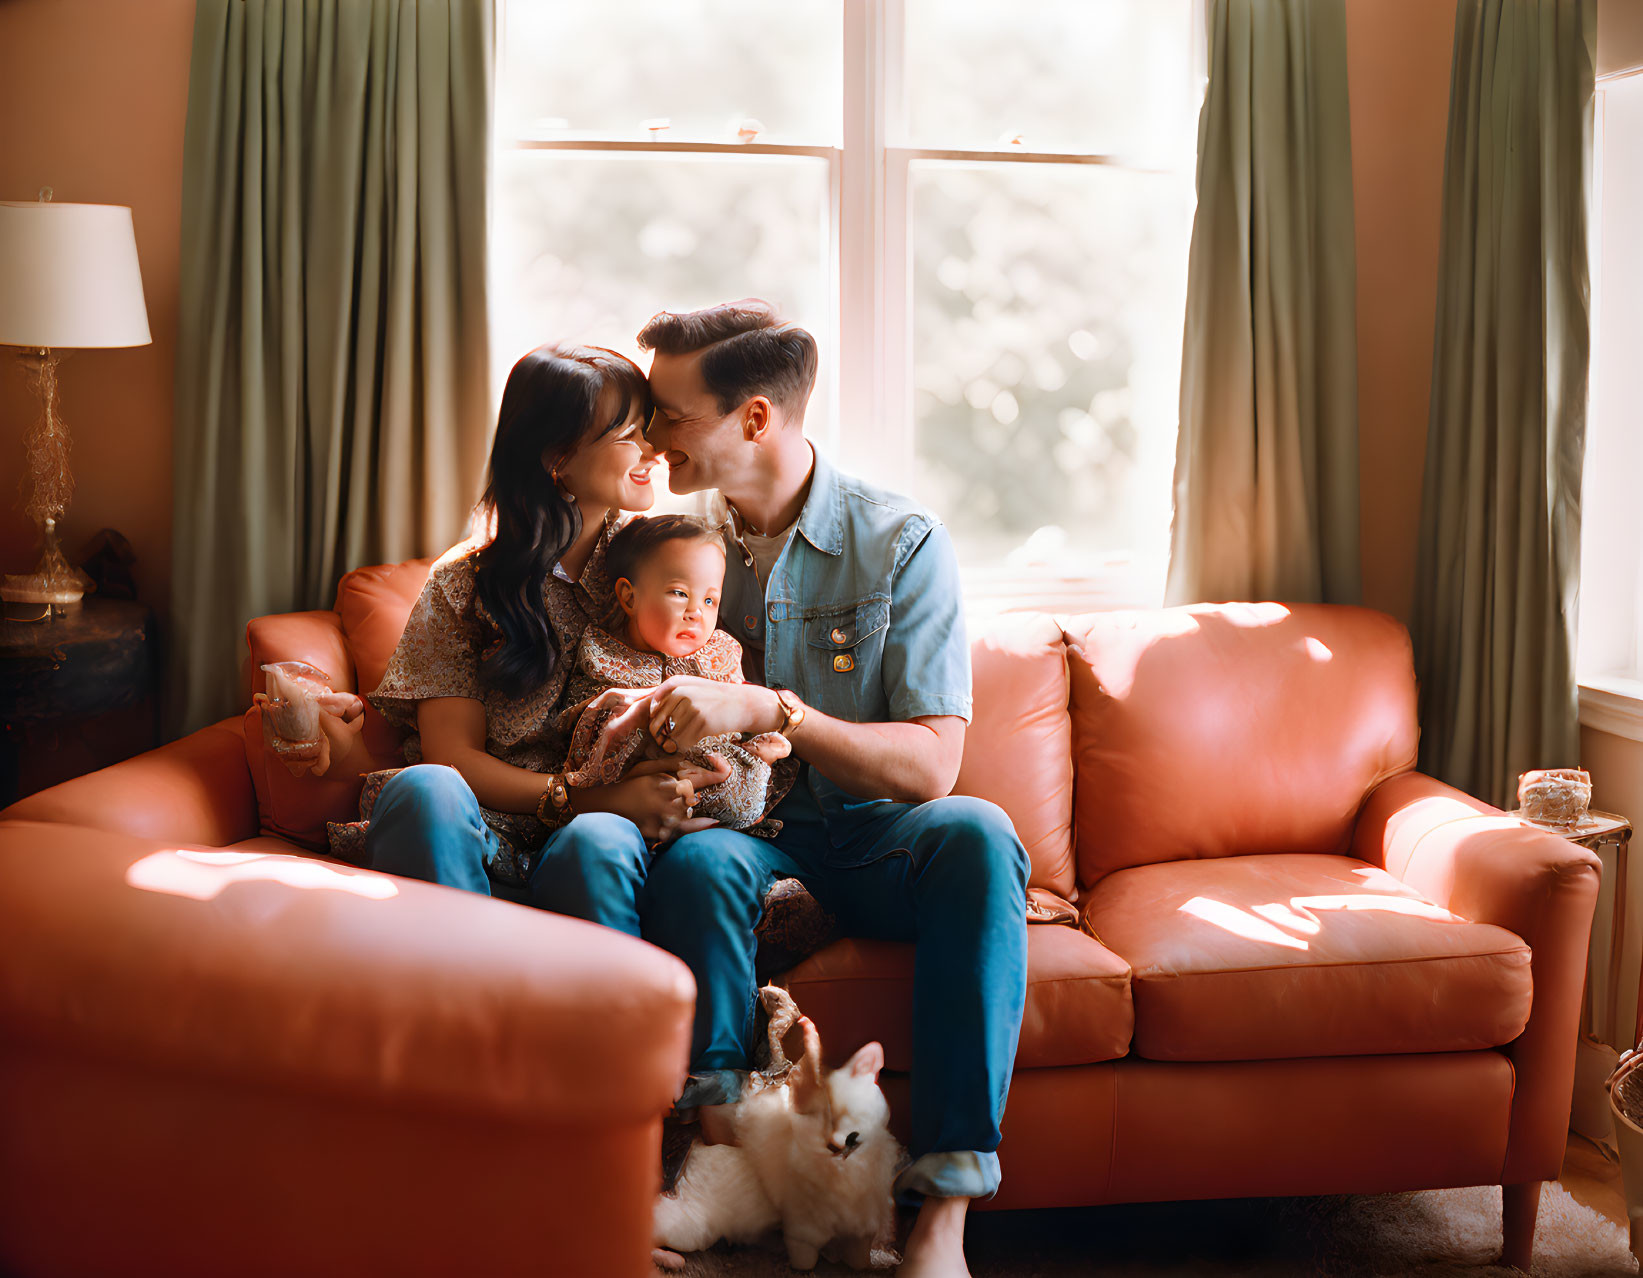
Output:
top-left (743, 732), bottom-right (791, 765)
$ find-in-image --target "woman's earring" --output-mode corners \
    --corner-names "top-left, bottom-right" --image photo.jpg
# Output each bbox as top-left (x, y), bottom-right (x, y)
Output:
top-left (551, 469), bottom-right (577, 503)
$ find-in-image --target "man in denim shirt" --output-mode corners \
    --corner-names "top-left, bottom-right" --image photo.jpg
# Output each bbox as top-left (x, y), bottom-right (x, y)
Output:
top-left (634, 300), bottom-right (1029, 1277)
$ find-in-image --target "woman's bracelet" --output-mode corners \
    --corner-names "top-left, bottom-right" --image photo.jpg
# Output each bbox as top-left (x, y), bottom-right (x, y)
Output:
top-left (535, 772), bottom-right (570, 824)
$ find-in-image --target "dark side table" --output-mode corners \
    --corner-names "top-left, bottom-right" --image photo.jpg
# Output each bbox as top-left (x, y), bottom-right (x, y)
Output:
top-left (0, 597), bottom-right (157, 807)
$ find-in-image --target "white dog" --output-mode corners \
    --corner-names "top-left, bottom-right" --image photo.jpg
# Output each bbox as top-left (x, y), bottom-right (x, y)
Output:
top-left (654, 1016), bottom-right (904, 1271)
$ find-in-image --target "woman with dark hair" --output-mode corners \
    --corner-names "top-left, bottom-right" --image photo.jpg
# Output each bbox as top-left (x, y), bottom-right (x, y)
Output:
top-left (309, 342), bottom-right (726, 932)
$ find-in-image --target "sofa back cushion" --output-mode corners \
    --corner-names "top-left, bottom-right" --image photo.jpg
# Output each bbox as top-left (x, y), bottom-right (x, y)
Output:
top-left (334, 558), bottom-right (437, 761)
top-left (1064, 602), bottom-right (1419, 890)
top-left (954, 612), bottom-right (1075, 901)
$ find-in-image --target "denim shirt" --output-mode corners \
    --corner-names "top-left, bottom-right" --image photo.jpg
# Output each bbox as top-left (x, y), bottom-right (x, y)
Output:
top-left (708, 447), bottom-right (972, 850)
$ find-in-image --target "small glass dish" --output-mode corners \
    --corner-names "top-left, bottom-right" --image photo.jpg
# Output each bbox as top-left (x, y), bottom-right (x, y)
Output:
top-left (259, 660), bottom-right (335, 756)
top-left (1515, 767), bottom-right (1592, 828)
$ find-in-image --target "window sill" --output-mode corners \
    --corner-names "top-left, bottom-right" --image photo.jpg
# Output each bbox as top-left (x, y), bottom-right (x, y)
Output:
top-left (961, 553), bottom-right (1168, 617)
top-left (1579, 674), bottom-right (1643, 743)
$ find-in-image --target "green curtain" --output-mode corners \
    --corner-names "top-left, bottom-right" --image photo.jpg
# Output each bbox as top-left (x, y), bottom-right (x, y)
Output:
top-left (167, 0), bottom-right (494, 738)
top-left (1410, 0), bottom-right (1595, 810)
top-left (1165, 0), bottom-right (1361, 607)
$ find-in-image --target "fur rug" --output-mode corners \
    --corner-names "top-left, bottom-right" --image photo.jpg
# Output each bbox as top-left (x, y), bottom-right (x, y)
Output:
top-left (669, 1182), bottom-right (1635, 1276)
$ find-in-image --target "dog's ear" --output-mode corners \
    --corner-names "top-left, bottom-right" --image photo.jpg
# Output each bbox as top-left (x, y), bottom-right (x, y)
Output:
top-left (790, 1017), bottom-right (827, 1113)
top-left (844, 1041), bottom-right (884, 1084)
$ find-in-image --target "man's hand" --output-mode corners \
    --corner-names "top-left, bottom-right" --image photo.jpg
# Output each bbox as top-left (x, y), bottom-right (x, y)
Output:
top-left (647, 676), bottom-right (782, 755)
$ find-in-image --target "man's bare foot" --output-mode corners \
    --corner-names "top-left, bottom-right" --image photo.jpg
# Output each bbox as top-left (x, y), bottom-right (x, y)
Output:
top-left (897, 1195), bottom-right (971, 1277)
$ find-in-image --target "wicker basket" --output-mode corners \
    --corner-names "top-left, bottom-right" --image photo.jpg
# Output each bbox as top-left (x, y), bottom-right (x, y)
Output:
top-left (1607, 1047), bottom-right (1643, 1261)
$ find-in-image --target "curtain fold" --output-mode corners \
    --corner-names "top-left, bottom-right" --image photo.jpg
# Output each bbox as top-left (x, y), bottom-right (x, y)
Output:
top-left (1409, 0), bottom-right (1595, 809)
top-left (167, 0), bottom-right (493, 738)
top-left (1165, 0), bottom-right (1361, 608)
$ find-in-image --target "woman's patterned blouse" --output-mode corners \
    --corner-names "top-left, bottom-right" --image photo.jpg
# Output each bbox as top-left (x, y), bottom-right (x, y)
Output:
top-left (326, 516), bottom-right (624, 885)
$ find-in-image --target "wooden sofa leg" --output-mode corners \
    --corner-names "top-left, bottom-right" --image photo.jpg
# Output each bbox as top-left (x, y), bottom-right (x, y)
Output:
top-left (1501, 1181), bottom-right (1541, 1271)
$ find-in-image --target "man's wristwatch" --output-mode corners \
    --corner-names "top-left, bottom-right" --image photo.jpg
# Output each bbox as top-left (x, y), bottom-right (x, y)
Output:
top-left (772, 687), bottom-right (807, 736)
top-left (535, 772), bottom-right (571, 823)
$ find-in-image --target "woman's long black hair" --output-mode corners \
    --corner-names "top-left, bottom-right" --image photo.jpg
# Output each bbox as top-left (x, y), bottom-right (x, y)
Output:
top-left (471, 343), bottom-right (650, 699)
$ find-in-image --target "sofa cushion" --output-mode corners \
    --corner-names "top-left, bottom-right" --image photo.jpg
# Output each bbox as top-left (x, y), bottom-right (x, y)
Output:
top-left (1080, 853), bottom-right (1532, 1061)
top-left (782, 923), bottom-right (1132, 1071)
top-left (1064, 603), bottom-right (1420, 889)
top-left (954, 612), bottom-right (1076, 900)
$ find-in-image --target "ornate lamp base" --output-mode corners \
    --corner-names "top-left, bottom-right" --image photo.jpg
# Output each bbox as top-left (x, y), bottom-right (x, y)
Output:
top-left (5, 348), bottom-right (93, 614)
top-left (1, 516), bottom-right (92, 610)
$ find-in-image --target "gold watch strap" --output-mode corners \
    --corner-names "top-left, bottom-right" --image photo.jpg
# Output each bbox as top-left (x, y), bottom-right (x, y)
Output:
top-left (774, 688), bottom-right (805, 735)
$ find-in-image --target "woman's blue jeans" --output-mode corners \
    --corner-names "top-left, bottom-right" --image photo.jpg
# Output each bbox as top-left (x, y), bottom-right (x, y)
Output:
top-left (639, 779), bottom-right (1030, 1202)
top-left (363, 764), bottom-right (649, 936)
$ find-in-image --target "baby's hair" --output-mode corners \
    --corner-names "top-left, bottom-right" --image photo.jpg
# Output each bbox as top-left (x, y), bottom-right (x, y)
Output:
top-left (605, 514), bottom-right (726, 586)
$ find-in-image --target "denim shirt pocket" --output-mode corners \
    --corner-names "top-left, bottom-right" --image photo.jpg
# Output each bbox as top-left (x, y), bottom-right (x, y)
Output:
top-left (801, 593), bottom-right (891, 722)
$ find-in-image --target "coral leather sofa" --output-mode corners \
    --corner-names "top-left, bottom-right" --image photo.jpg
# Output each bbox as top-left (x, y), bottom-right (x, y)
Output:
top-left (0, 559), bottom-right (1600, 1276)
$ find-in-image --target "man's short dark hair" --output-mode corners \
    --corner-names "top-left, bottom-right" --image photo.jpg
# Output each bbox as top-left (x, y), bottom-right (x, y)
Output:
top-left (605, 514), bottom-right (725, 587)
top-left (637, 298), bottom-right (818, 421)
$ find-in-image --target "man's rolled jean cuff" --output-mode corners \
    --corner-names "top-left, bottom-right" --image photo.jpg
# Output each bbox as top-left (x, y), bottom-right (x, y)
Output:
top-left (892, 1150), bottom-right (1001, 1204)
top-left (674, 1067), bottom-right (747, 1111)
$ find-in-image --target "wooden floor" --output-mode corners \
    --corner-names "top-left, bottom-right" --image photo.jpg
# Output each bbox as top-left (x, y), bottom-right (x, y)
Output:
top-left (1561, 1129), bottom-right (1628, 1236)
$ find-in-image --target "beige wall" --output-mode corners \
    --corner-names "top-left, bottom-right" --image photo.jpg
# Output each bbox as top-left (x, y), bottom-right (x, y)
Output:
top-left (0, 0), bottom-right (195, 617)
top-left (1600, 0), bottom-right (1643, 77)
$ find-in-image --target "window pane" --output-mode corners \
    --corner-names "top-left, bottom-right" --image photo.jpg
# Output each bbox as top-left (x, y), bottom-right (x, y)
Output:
top-left (904, 0), bottom-right (1197, 162)
top-left (909, 161), bottom-right (1191, 584)
top-left (490, 150), bottom-right (834, 445)
top-left (500, 1), bottom-right (841, 145)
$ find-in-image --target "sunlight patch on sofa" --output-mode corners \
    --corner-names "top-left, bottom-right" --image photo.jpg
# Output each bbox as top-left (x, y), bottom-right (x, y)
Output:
top-left (1179, 897), bottom-right (1310, 950)
top-left (1298, 636), bottom-right (1333, 661)
top-left (1288, 893), bottom-right (1455, 922)
top-left (126, 850), bottom-right (400, 902)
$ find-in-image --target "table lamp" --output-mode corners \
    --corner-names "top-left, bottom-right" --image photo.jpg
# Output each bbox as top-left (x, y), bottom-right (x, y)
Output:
top-left (0, 191), bottom-right (152, 611)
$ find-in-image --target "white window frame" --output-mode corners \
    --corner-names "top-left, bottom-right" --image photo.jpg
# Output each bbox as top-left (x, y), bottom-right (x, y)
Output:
top-left (494, 0), bottom-right (1204, 610)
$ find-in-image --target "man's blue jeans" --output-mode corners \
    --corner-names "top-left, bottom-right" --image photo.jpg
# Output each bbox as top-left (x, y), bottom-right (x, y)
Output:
top-left (639, 777), bottom-right (1030, 1202)
top-left (364, 764), bottom-right (650, 933)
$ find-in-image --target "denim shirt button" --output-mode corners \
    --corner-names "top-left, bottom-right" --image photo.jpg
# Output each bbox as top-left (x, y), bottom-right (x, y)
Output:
top-left (768, 604), bottom-right (779, 622)
top-left (830, 627), bottom-right (848, 644)
top-left (744, 614), bottom-right (757, 629)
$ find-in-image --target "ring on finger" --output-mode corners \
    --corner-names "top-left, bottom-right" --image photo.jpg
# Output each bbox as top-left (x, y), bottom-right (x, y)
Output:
top-left (666, 716), bottom-right (677, 735)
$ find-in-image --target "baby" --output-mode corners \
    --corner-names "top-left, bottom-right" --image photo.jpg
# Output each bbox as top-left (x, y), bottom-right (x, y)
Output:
top-left (557, 514), bottom-right (793, 834)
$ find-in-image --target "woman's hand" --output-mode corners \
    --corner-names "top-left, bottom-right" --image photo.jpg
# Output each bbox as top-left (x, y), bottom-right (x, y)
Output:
top-left (575, 753), bottom-right (732, 845)
top-left (254, 689), bottom-right (366, 778)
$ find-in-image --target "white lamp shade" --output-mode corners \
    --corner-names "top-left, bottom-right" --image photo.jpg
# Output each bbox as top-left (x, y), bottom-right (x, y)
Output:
top-left (0, 200), bottom-right (152, 348)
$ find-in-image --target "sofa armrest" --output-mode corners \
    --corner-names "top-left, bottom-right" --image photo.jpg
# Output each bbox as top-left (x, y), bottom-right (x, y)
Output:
top-left (0, 717), bottom-right (260, 847)
top-left (0, 819), bottom-right (695, 1127)
top-left (1352, 769), bottom-right (1602, 1183)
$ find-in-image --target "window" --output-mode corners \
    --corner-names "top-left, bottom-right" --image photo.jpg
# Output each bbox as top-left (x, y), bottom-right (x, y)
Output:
top-left (1577, 67), bottom-right (1643, 731)
top-left (492, 0), bottom-right (1202, 604)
